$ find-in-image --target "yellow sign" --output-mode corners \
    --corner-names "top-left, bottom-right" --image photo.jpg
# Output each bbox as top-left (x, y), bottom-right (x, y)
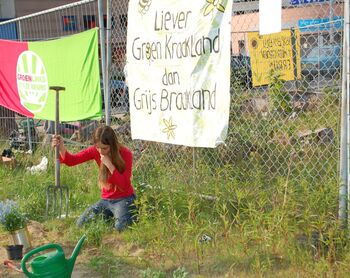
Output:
top-left (248, 30), bottom-right (301, 87)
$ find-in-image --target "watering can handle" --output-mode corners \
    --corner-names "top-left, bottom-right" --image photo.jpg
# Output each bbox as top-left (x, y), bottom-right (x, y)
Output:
top-left (21, 243), bottom-right (64, 278)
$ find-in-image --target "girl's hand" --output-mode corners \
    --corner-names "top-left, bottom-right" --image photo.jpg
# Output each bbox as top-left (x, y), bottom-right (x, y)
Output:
top-left (100, 155), bottom-right (116, 173)
top-left (52, 135), bottom-right (67, 157)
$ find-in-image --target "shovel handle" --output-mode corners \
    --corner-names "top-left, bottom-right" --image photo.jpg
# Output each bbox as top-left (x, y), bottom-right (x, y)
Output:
top-left (49, 86), bottom-right (65, 188)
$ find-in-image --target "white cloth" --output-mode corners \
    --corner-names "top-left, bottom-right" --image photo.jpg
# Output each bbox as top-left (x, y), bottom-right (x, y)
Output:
top-left (27, 156), bottom-right (48, 174)
top-left (259, 0), bottom-right (282, 35)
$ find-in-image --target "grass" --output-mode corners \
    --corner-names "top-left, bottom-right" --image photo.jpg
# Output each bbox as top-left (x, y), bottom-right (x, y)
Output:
top-left (0, 82), bottom-right (349, 277)
top-left (0, 143), bottom-right (349, 277)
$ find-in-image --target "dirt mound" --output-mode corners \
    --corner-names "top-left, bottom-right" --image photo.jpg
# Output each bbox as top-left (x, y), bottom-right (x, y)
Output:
top-left (27, 220), bottom-right (50, 246)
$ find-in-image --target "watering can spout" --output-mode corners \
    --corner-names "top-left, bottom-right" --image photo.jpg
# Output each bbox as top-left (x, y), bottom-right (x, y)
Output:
top-left (67, 235), bottom-right (86, 274)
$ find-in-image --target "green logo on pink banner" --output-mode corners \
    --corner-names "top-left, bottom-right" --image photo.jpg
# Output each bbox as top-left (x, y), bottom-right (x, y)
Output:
top-left (17, 50), bottom-right (49, 113)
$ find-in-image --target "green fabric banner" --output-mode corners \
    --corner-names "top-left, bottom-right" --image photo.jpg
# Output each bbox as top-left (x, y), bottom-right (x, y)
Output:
top-left (29, 28), bottom-right (102, 121)
top-left (10, 28), bottom-right (102, 121)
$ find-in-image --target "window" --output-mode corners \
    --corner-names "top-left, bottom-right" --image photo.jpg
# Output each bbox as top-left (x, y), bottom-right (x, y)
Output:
top-left (83, 15), bottom-right (96, 30)
top-left (0, 19), bottom-right (18, 39)
top-left (62, 16), bottom-right (76, 31)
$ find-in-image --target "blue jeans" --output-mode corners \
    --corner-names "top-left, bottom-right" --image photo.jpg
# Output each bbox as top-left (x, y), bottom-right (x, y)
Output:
top-left (76, 194), bottom-right (137, 232)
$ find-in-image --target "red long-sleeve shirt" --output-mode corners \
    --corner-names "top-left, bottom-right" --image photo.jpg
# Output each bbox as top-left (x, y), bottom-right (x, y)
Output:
top-left (60, 146), bottom-right (134, 199)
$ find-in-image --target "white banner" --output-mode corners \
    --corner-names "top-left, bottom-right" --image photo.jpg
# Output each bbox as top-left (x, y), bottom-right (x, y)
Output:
top-left (127, 0), bottom-right (232, 148)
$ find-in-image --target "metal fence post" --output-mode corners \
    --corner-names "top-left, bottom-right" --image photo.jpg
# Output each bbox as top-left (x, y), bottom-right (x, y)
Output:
top-left (98, 0), bottom-right (109, 125)
top-left (18, 21), bottom-right (33, 153)
top-left (106, 0), bottom-right (112, 125)
top-left (339, 0), bottom-right (349, 229)
top-left (344, 0), bottom-right (350, 229)
top-left (291, 28), bottom-right (299, 92)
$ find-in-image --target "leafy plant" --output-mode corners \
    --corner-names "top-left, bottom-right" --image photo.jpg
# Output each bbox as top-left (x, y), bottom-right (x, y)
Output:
top-left (140, 268), bottom-right (166, 278)
top-left (231, 67), bottom-right (250, 92)
top-left (0, 200), bottom-right (27, 232)
top-left (83, 217), bottom-right (111, 247)
top-left (172, 267), bottom-right (189, 278)
top-left (268, 70), bottom-right (292, 115)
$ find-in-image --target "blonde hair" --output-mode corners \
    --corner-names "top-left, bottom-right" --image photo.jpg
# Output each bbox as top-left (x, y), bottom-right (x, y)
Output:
top-left (93, 126), bottom-right (125, 188)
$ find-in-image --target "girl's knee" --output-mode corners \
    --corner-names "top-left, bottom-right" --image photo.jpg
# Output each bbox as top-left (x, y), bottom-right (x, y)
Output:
top-left (114, 213), bottom-right (136, 232)
top-left (114, 220), bottom-right (127, 232)
top-left (76, 205), bottom-right (103, 227)
top-left (76, 215), bottom-right (86, 227)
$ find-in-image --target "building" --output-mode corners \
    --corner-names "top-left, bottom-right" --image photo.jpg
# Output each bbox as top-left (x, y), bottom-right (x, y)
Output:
top-left (0, 0), bottom-right (78, 18)
top-left (231, 1), bottom-right (344, 56)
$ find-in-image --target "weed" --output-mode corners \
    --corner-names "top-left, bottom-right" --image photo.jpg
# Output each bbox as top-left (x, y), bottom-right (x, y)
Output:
top-left (268, 70), bottom-right (292, 115)
top-left (82, 217), bottom-right (112, 247)
top-left (140, 268), bottom-right (166, 278)
top-left (172, 266), bottom-right (189, 278)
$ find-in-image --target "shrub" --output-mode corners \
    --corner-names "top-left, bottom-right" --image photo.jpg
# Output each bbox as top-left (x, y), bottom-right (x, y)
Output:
top-left (0, 200), bottom-right (27, 232)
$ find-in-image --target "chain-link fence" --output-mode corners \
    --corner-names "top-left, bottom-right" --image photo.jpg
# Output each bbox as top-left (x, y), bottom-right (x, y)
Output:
top-left (0, 0), bottom-right (102, 151)
top-left (109, 0), bottom-right (344, 194)
top-left (227, 1), bottom-right (343, 183)
top-left (0, 1), bottom-right (346, 198)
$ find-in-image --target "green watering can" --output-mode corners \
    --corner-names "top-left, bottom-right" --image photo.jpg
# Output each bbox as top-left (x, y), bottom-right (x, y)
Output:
top-left (21, 235), bottom-right (86, 278)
